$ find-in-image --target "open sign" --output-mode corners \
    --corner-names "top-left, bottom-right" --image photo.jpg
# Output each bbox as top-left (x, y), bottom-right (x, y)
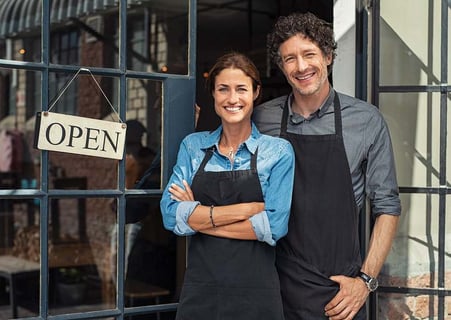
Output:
top-left (34, 112), bottom-right (126, 160)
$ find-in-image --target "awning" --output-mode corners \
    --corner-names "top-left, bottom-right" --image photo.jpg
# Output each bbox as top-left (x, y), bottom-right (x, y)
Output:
top-left (0, 0), bottom-right (153, 38)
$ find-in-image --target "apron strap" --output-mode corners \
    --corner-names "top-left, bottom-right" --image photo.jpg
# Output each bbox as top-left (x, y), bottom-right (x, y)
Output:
top-left (250, 147), bottom-right (258, 172)
top-left (197, 147), bottom-right (215, 173)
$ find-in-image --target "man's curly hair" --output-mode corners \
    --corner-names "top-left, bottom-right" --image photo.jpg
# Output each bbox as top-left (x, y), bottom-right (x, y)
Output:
top-left (267, 12), bottom-right (337, 75)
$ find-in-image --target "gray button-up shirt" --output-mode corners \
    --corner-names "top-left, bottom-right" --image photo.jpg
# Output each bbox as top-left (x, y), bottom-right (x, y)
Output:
top-left (252, 89), bottom-right (401, 217)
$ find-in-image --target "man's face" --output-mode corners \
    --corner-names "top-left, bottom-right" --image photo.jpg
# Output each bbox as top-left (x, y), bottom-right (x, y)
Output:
top-left (279, 35), bottom-right (332, 97)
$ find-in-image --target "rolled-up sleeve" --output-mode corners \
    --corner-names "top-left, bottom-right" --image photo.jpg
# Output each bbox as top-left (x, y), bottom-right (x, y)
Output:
top-left (249, 212), bottom-right (274, 245)
top-left (365, 113), bottom-right (401, 217)
top-left (174, 201), bottom-right (199, 235)
top-left (160, 137), bottom-right (199, 235)
top-left (252, 139), bottom-right (295, 245)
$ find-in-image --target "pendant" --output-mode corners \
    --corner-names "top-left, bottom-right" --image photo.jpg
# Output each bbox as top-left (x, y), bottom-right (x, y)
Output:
top-left (227, 148), bottom-right (234, 159)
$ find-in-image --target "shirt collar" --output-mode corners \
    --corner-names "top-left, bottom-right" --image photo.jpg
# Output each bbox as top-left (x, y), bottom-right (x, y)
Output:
top-left (287, 86), bottom-right (335, 119)
top-left (201, 122), bottom-right (261, 154)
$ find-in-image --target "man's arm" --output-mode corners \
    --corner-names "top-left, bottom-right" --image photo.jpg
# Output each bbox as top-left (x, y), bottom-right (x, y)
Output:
top-left (361, 214), bottom-right (399, 278)
top-left (325, 214), bottom-right (399, 320)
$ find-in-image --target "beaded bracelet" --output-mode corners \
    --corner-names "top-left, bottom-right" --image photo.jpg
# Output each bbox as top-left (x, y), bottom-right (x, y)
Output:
top-left (209, 205), bottom-right (217, 228)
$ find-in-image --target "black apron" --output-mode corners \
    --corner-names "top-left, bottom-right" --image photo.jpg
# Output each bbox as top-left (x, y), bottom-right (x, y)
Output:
top-left (276, 93), bottom-right (365, 320)
top-left (176, 148), bottom-right (284, 320)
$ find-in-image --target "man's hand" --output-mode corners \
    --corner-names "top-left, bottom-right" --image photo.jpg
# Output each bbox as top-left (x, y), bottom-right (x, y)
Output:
top-left (324, 275), bottom-right (369, 320)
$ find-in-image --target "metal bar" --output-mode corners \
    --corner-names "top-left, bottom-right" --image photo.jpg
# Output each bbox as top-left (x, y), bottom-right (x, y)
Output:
top-left (40, 0), bottom-right (51, 317)
top-left (438, 1), bottom-right (448, 317)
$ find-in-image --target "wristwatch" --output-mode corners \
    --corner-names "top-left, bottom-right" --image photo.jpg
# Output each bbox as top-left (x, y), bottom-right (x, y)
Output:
top-left (358, 271), bottom-right (378, 292)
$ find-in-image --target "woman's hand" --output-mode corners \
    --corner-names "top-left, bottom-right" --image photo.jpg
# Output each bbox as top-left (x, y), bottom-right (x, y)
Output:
top-left (169, 180), bottom-right (194, 201)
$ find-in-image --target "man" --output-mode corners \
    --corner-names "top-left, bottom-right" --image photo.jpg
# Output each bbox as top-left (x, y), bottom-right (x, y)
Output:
top-left (253, 12), bottom-right (401, 320)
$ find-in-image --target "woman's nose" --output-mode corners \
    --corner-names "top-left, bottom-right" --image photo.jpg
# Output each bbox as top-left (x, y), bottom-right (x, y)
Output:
top-left (228, 90), bottom-right (239, 103)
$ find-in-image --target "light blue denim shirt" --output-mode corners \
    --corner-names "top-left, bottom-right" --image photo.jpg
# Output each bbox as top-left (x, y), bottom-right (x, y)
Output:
top-left (160, 122), bottom-right (295, 246)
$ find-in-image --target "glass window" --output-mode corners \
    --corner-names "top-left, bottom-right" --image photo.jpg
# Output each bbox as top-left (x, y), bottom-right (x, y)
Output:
top-left (0, 199), bottom-right (40, 318)
top-left (0, 0), bottom-right (42, 63)
top-left (383, 194), bottom-right (440, 288)
top-left (0, 68), bottom-right (42, 122)
top-left (49, 72), bottom-right (78, 115)
top-left (126, 78), bottom-right (162, 171)
top-left (378, 293), bottom-right (439, 319)
top-left (126, 0), bottom-right (189, 74)
top-left (48, 197), bottom-right (116, 315)
top-left (120, 199), bottom-right (178, 313)
top-left (379, 92), bottom-right (442, 188)
top-left (379, 0), bottom-right (443, 86)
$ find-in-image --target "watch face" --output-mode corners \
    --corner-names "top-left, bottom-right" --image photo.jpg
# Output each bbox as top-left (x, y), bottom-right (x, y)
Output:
top-left (368, 278), bottom-right (378, 291)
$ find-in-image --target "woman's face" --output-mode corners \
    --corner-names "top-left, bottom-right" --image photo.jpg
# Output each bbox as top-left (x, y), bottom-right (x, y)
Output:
top-left (212, 67), bottom-right (259, 126)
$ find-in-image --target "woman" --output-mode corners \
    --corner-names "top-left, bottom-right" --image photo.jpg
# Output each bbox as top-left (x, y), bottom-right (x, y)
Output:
top-left (160, 52), bottom-right (295, 320)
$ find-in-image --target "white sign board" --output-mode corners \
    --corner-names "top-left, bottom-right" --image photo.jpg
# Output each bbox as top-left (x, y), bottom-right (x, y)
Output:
top-left (34, 112), bottom-right (126, 160)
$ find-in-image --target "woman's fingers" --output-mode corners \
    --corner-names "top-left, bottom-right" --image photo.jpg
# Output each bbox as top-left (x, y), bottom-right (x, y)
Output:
top-left (169, 181), bottom-right (194, 201)
top-left (182, 180), bottom-right (195, 201)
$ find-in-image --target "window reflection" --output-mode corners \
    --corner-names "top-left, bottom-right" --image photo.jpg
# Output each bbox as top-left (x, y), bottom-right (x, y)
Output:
top-left (117, 115), bottom-right (178, 316)
top-left (50, 0), bottom-right (189, 73)
top-left (48, 197), bottom-right (116, 315)
top-left (0, 199), bottom-right (40, 318)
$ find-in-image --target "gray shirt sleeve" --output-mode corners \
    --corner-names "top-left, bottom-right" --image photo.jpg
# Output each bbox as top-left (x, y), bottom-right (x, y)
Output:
top-left (253, 92), bottom-right (401, 217)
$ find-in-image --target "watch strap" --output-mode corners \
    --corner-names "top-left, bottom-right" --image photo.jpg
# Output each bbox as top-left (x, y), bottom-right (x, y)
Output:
top-left (358, 271), bottom-right (371, 282)
top-left (358, 271), bottom-right (378, 292)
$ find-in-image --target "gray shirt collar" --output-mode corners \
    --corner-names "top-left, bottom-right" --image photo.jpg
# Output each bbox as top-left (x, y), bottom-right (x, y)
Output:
top-left (288, 88), bottom-right (335, 124)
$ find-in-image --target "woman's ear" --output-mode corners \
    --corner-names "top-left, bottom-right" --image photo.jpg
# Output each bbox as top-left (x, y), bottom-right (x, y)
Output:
top-left (253, 85), bottom-right (261, 101)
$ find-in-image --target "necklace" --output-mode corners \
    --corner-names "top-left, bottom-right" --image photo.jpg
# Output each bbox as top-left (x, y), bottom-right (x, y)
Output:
top-left (219, 140), bottom-right (235, 160)
top-left (220, 134), bottom-right (241, 161)
top-left (227, 147), bottom-right (234, 159)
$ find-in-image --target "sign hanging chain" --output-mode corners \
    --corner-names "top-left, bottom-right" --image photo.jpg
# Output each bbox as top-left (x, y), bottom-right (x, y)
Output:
top-left (47, 67), bottom-right (123, 123)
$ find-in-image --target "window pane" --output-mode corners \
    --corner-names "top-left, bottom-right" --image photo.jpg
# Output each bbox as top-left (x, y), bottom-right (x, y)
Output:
top-left (379, 92), bottom-right (441, 188)
top-left (0, 0), bottom-right (42, 63)
top-left (379, 0), bottom-right (442, 86)
top-left (0, 199), bottom-right (40, 319)
top-left (126, 0), bottom-right (189, 74)
top-left (378, 293), bottom-right (440, 319)
top-left (0, 68), bottom-right (42, 123)
top-left (48, 154), bottom-right (117, 191)
top-left (0, 68), bottom-right (41, 189)
top-left (49, 197), bottom-right (116, 315)
top-left (125, 79), bottom-right (162, 189)
top-left (122, 199), bottom-right (178, 314)
top-left (383, 194), bottom-right (439, 289)
top-left (49, 2), bottom-right (119, 69)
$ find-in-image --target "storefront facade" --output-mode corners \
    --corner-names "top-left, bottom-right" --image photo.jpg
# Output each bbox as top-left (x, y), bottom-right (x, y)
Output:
top-left (0, 0), bottom-right (449, 319)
